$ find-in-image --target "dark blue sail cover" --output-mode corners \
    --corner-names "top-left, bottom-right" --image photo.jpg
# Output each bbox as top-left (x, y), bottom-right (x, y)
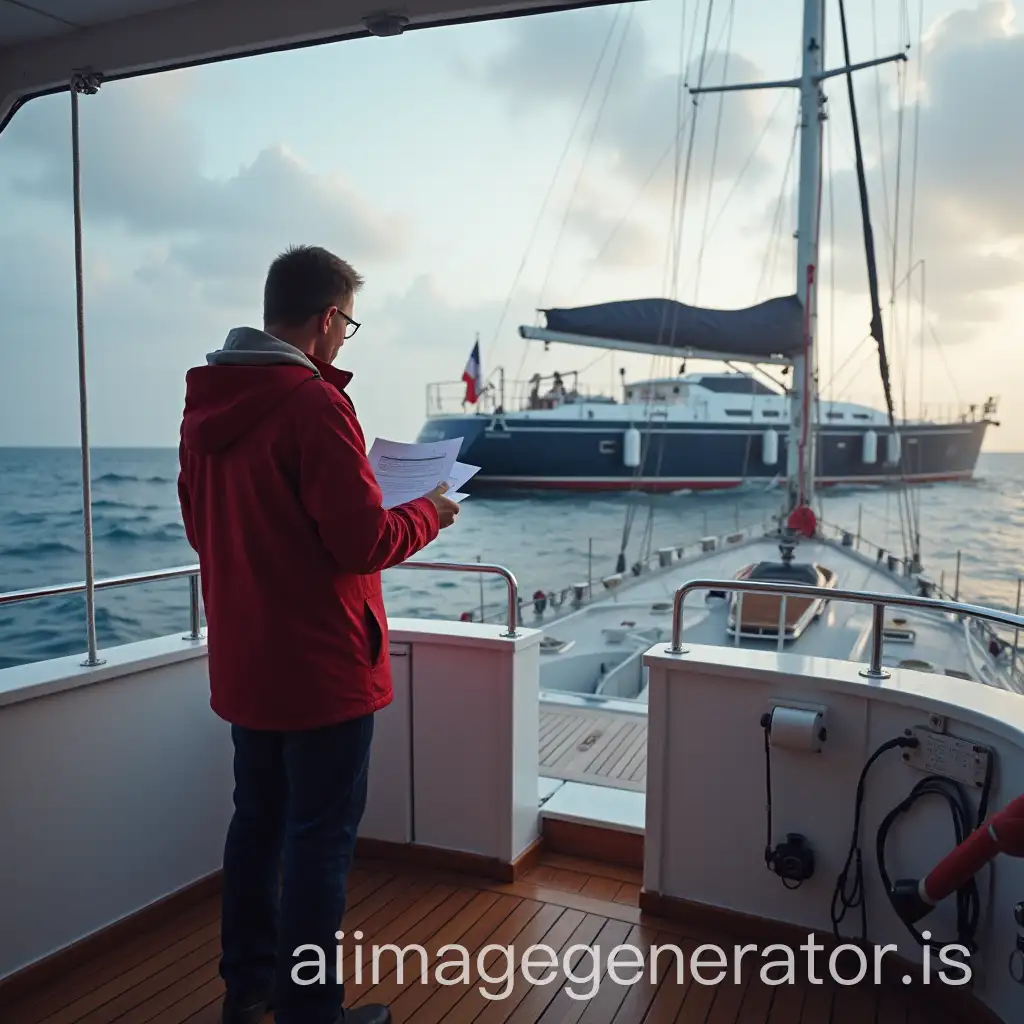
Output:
top-left (541, 295), bottom-right (805, 359)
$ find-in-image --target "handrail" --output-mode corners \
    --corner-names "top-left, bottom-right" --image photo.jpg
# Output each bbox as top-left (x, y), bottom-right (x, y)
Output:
top-left (393, 560), bottom-right (520, 638)
top-left (0, 560), bottom-right (521, 650)
top-left (0, 564), bottom-right (202, 607)
top-left (668, 577), bottom-right (1024, 680)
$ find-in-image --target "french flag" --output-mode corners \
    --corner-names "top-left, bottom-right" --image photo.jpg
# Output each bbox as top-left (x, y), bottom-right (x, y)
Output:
top-left (462, 339), bottom-right (483, 404)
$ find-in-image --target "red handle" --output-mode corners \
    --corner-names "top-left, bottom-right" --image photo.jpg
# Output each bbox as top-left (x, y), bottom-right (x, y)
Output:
top-left (923, 793), bottom-right (1024, 903)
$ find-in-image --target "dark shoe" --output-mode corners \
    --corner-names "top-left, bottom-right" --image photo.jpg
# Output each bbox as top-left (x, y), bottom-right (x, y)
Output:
top-left (336, 1004), bottom-right (391, 1024)
top-left (222, 990), bottom-right (273, 1024)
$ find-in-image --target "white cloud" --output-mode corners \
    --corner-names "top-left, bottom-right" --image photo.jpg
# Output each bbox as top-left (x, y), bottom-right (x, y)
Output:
top-left (1, 72), bottom-right (409, 304)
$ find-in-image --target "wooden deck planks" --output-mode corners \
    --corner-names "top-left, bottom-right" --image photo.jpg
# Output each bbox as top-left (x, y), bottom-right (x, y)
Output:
top-left (539, 709), bottom-right (648, 792)
top-left (0, 854), bottom-right (971, 1024)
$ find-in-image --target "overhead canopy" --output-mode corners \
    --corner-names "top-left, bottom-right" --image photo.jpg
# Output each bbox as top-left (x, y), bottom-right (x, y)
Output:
top-left (531, 295), bottom-right (805, 361)
top-left (0, 0), bottom-right (624, 132)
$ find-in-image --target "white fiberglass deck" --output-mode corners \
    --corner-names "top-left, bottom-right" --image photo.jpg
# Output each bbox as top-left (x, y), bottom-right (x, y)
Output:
top-left (534, 531), bottom-right (1020, 703)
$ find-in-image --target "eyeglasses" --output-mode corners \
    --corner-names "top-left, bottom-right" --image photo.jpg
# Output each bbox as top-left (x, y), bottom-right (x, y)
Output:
top-left (333, 308), bottom-right (360, 339)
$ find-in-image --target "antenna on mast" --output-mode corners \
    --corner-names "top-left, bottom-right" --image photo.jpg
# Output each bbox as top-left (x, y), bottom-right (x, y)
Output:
top-left (690, 0), bottom-right (906, 520)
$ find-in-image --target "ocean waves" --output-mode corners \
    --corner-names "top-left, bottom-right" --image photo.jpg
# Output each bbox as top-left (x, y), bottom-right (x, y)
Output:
top-left (2, 447), bottom-right (1023, 671)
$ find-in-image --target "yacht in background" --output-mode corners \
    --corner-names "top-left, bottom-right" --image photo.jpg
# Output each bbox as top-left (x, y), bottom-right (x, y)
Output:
top-left (1, 3), bottom-right (1023, 1024)
top-left (419, 342), bottom-right (996, 494)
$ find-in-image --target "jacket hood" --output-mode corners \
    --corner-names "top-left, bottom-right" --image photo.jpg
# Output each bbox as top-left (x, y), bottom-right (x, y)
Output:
top-left (206, 326), bottom-right (318, 371)
top-left (181, 327), bottom-right (340, 455)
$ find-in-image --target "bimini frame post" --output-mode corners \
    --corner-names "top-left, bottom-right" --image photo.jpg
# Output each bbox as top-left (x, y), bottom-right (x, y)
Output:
top-left (70, 70), bottom-right (104, 668)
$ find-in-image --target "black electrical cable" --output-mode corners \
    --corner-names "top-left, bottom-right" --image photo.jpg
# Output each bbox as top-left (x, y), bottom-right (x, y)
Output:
top-left (876, 750), bottom-right (994, 956)
top-left (876, 777), bottom-right (979, 953)
top-left (830, 731), bottom-right (995, 957)
top-left (831, 735), bottom-right (919, 943)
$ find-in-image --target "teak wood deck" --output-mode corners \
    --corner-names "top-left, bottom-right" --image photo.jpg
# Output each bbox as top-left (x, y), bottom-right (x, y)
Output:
top-left (539, 708), bottom-right (648, 792)
top-left (0, 852), bottom-right (966, 1024)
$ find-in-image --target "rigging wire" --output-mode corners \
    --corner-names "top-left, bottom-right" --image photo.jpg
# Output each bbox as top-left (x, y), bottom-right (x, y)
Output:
top-left (888, 55), bottom-right (917, 564)
top-left (865, 0), bottom-right (918, 562)
top-left (484, 5), bottom-right (626, 373)
top-left (821, 333), bottom-right (872, 398)
top-left (826, 105), bottom-right (836, 407)
top-left (534, 5), bottom-right (638, 314)
top-left (870, 0), bottom-right (894, 282)
top-left (569, 108), bottom-right (693, 298)
top-left (619, 0), bottom-right (721, 572)
top-left (681, 88), bottom-right (789, 297)
top-left (756, 117), bottom-right (799, 301)
top-left (575, 0), bottom-right (744, 304)
top-left (814, 92), bottom-right (838, 528)
top-left (883, 3), bottom-right (920, 563)
top-left (831, 353), bottom-right (883, 405)
top-left (576, 72), bottom-right (785, 304)
top-left (617, 0), bottom-right (696, 570)
top-left (902, 0), bottom-right (925, 544)
top-left (925, 318), bottom-right (964, 406)
top-left (692, 0), bottom-right (736, 303)
top-left (836, 0), bottom-right (909, 560)
top-left (767, 153), bottom-right (795, 298)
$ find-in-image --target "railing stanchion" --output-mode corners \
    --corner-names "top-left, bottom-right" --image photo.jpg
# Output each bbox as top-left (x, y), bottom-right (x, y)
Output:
top-left (670, 586), bottom-right (688, 653)
top-left (185, 574), bottom-right (204, 641)
top-left (1014, 578), bottom-right (1022, 678)
top-left (860, 603), bottom-right (890, 680)
top-left (70, 72), bottom-right (104, 669)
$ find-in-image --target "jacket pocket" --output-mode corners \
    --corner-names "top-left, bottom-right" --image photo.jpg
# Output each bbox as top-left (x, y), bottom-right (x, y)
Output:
top-left (364, 599), bottom-right (385, 666)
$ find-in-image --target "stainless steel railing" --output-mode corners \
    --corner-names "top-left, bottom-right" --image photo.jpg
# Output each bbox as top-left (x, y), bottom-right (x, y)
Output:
top-left (0, 565), bottom-right (203, 607)
top-left (398, 560), bottom-right (520, 638)
top-left (667, 577), bottom-right (1024, 680)
top-left (0, 560), bottom-right (521, 654)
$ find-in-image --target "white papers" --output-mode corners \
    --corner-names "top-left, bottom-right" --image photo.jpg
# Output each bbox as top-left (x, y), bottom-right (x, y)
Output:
top-left (441, 462), bottom-right (480, 505)
top-left (367, 437), bottom-right (477, 509)
top-left (447, 461), bottom-right (480, 493)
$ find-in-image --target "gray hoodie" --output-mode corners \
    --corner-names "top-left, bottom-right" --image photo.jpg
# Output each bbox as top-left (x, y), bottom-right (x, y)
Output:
top-left (206, 326), bottom-right (318, 372)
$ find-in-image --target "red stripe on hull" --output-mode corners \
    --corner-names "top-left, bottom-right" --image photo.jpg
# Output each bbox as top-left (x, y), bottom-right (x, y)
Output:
top-left (473, 470), bottom-right (974, 492)
top-left (817, 471), bottom-right (974, 486)
top-left (473, 479), bottom-right (745, 492)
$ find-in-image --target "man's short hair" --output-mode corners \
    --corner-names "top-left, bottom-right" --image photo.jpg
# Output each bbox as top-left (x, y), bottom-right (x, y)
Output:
top-left (263, 245), bottom-right (364, 327)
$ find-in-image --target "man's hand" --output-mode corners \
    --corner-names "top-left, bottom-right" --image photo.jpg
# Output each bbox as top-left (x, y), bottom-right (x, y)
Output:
top-left (425, 482), bottom-right (461, 529)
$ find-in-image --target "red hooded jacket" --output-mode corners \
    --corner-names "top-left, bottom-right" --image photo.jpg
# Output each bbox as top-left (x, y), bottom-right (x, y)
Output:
top-left (177, 333), bottom-right (439, 731)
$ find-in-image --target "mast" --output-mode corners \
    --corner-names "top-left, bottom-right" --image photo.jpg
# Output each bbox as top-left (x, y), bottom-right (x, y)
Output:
top-left (790, 0), bottom-right (824, 513)
top-left (690, 0), bottom-right (905, 518)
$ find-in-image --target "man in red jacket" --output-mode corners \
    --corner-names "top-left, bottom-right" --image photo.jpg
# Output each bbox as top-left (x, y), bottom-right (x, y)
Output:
top-left (178, 245), bottom-right (459, 1024)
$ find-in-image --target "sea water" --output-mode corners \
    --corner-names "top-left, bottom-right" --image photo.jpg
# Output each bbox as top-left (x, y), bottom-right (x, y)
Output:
top-left (2, 448), bottom-right (1022, 671)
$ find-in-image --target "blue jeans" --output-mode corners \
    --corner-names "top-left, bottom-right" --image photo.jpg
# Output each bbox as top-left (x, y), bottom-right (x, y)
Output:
top-left (219, 713), bottom-right (374, 1024)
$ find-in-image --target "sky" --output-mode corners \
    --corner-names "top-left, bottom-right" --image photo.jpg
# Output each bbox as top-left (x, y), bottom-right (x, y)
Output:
top-left (0, 0), bottom-right (1021, 449)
